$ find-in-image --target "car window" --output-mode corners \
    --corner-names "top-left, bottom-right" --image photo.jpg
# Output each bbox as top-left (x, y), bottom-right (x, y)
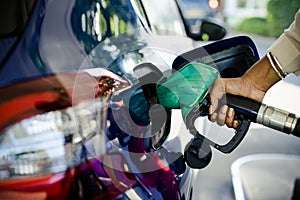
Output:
top-left (71, 0), bottom-right (142, 53)
top-left (141, 0), bottom-right (186, 36)
top-left (130, 0), bottom-right (149, 27)
top-left (0, 0), bottom-right (36, 37)
top-left (71, 0), bottom-right (170, 81)
top-left (0, 0), bottom-right (36, 64)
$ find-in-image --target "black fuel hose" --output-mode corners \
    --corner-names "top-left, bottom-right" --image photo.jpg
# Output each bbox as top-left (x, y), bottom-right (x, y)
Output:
top-left (225, 94), bottom-right (300, 137)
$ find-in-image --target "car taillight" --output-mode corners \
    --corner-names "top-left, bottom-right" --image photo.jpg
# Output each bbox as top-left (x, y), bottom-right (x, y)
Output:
top-left (0, 98), bottom-right (107, 178)
top-left (0, 69), bottom-right (129, 198)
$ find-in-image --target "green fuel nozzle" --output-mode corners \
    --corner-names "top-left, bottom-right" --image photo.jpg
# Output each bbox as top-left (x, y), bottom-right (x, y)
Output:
top-left (156, 62), bottom-right (252, 156)
top-left (156, 62), bottom-right (220, 126)
top-left (134, 61), bottom-right (253, 168)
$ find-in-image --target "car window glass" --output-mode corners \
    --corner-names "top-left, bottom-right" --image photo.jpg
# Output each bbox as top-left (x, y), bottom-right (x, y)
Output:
top-left (141, 0), bottom-right (186, 36)
top-left (71, 0), bottom-right (142, 53)
top-left (0, 0), bottom-right (36, 37)
top-left (130, 0), bottom-right (149, 27)
top-left (0, 0), bottom-right (36, 65)
top-left (71, 0), bottom-right (169, 82)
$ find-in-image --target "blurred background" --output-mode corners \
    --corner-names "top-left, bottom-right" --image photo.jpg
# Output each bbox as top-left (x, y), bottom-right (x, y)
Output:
top-left (180, 0), bottom-right (299, 38)
top-left (178, 0), bottom-right (300, 199)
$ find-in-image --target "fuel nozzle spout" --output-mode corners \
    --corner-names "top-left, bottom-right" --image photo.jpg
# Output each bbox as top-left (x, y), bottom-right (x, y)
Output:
top-left (257, 104), bottom-right (299, 134)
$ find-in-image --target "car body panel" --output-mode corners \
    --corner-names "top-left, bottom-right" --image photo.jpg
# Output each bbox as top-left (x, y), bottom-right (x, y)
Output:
top-left (0, 0), bottom-right (203, 199)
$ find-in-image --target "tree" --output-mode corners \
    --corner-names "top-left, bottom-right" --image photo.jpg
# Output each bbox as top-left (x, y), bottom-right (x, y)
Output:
top-left (267, 0), bottom-right (300, 37)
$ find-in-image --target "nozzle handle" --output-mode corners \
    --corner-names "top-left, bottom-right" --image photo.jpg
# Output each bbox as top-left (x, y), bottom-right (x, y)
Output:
top-left (185, 96), bottom-right (251, 154)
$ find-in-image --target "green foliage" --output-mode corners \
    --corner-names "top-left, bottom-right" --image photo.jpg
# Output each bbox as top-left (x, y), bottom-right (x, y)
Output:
top-left (236, 0), bottom-right (299, 37)
top-left (236, 17), bottom-right (272, 36)
top-left (267, 0), bottom-right (300, 37)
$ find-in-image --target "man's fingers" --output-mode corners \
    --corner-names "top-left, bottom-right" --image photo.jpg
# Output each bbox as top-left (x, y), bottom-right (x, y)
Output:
top-left (225, 108), bottom-right (235, 128)
top-left (209, 112), bottom-right (217, 122)
top-left (233, 120), bottom-right (239, 129)
top-left (216, 105), bottom-right (228, 126)
top-left (209, 98), bottom-right (219, 115)
top-left (209, 105), bottom-right (239, 130)
top-left (209, 79), bottom-right (226, 114)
